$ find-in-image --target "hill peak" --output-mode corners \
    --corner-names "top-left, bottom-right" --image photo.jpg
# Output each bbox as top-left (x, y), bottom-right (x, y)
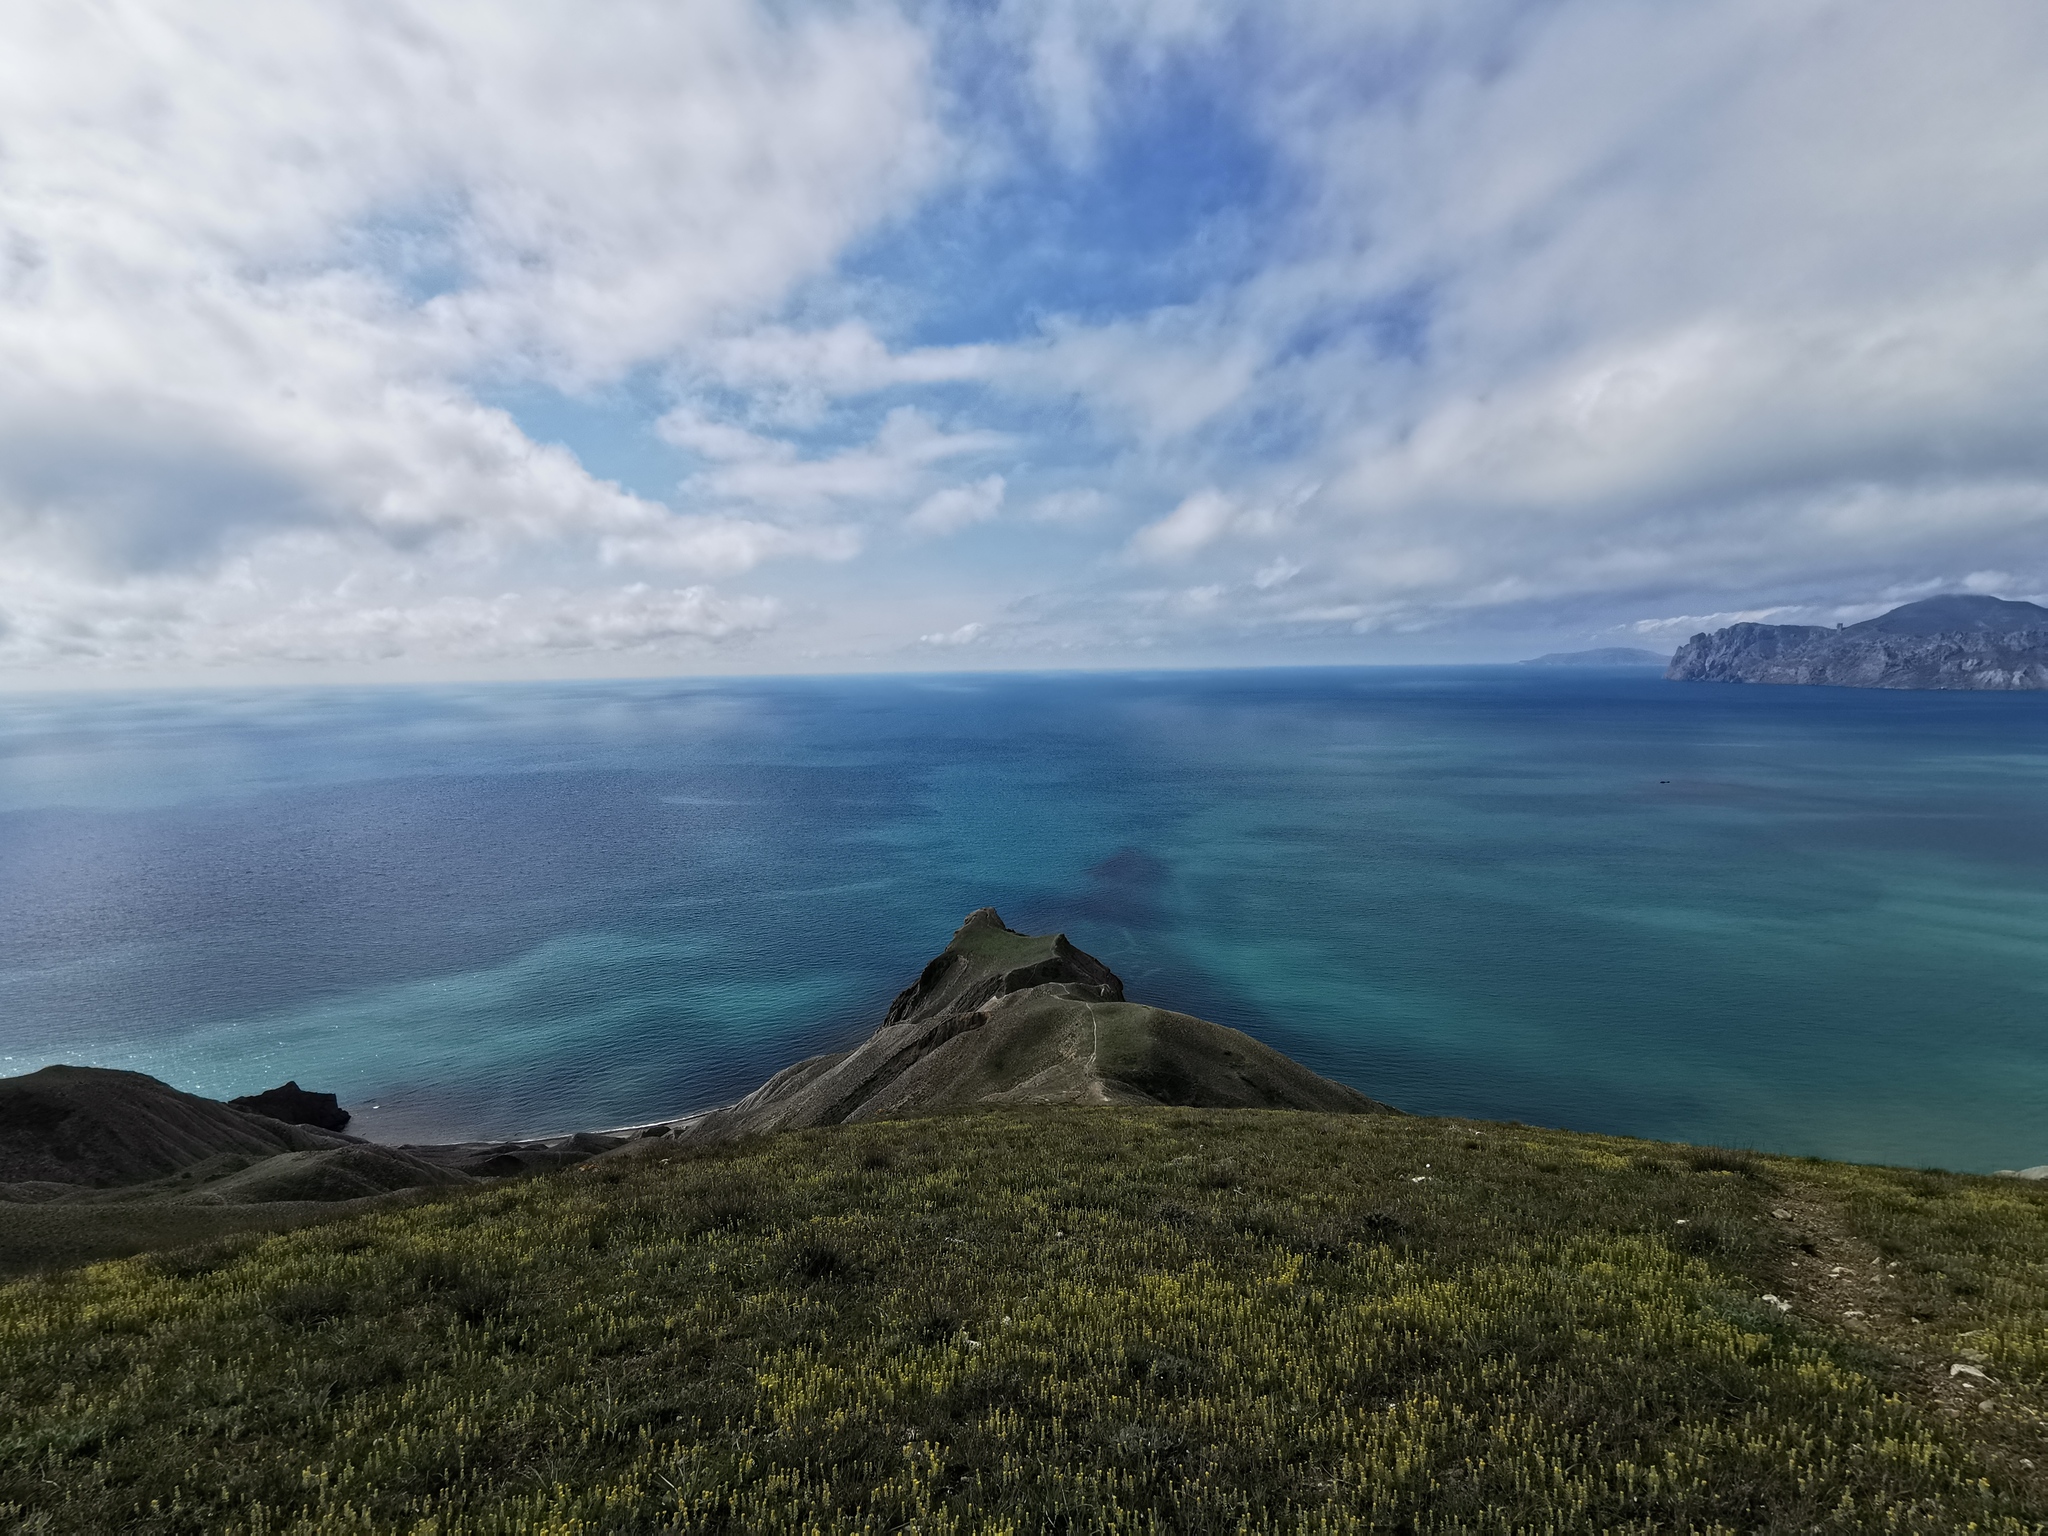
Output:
top-left (681, 911), bottom-right (1388, 1139)
top-left (1848, 594), bottom-right (2048, 636)
top-left (0, 1065), bottom-right (350, 1187)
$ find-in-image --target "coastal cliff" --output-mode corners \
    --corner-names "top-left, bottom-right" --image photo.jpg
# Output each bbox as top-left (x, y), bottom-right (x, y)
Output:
top-left (1668, 594), bottom-right (2048, 689)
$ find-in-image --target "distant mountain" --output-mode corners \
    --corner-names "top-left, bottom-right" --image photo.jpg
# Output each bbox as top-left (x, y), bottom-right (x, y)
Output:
top-left (1520, 647), bottom-right (1670, 667)
top-left (1668, 595), bottom-right (2048, 689)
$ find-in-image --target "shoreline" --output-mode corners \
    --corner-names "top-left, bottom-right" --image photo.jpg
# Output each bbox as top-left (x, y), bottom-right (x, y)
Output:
top-left (384, 1100), bottom-right (734, 1154)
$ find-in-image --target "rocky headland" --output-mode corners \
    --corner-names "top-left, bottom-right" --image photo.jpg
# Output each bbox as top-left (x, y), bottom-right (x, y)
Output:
top-left (0, 910), bottom-right (1384, 1273)
top-left (681, 908), bottom-right (1385, 1140)
top-left (1668, 594), bottom-right (2048, 689)
top-left (227, 1080), bottom-right (352, 1131)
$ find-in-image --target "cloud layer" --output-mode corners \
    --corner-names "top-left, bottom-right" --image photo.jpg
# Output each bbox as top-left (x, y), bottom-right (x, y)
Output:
top-left (3, 0), bottom-right (2046, 678)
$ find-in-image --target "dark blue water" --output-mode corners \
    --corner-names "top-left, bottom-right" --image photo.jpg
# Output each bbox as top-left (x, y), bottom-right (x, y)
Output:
top-left (2, 669), bottom-right (2044, 1170)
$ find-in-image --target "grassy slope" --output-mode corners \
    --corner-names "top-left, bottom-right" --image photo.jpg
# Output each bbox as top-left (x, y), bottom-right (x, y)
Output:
top-left (0, 1066), bottom-right (335, 1186)
top-left (0, 1192), bottom-right (434, 1281)
top-left (0, 1151), bottom-right (468, 1279)
top-left (861, 993), bottom-right (1379, 1116)
top-left (945, 920), bottom-right (1063, 968)
top-left (3, 1109), bottom-right (2046, 1533)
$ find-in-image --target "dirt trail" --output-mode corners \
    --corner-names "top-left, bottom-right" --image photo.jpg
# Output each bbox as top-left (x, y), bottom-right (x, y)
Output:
top-left (1082, 1004), bottom-right (1109, 1104)
top-left (1771, 1175), bottom-right (2046, 1490)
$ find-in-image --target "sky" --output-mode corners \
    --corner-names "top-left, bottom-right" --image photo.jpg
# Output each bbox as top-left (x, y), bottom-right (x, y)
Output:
top-left (3, 0), bottom-right (2047, 684)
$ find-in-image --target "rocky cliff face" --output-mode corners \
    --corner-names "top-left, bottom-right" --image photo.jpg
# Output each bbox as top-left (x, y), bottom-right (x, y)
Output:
top-left (228, 1080), bottom-right (352, 1131)
top-left (1667, 595), bottom-right (2048, 690)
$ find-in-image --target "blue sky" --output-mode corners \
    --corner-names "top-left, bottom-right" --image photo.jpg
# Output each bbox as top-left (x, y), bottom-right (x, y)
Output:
top-left (2, 0), bottom-right (2046, 682)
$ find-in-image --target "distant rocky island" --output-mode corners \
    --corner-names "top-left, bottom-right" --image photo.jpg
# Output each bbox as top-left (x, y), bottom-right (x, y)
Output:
top-left (1520, 647), bottom-right (1669, 667)
top-left (1668, 594), bottom-right (2048, 689)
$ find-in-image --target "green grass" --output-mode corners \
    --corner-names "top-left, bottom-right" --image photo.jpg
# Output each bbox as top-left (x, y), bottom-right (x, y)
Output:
top-left (946, 922), bottom-right (1058, 968)
top-left (0, 1189), bottom-right (439, 1279)
top-left (3, 1109), bottom-right (2046, 1533)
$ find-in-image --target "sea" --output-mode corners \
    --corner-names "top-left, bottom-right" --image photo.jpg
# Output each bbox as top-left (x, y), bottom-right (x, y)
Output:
top-left (2, 667), bottom-right (2044, 1172)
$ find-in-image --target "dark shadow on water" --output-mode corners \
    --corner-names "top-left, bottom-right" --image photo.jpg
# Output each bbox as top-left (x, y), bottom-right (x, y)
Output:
top-left (1069, 847), bottom-right (1173, 930)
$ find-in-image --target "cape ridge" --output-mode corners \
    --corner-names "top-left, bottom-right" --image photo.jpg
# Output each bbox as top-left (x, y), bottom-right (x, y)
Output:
top-left (0, 910), bottom-right (1389, 1272)
top-left (1668, 594), bottom-right (2048, 690)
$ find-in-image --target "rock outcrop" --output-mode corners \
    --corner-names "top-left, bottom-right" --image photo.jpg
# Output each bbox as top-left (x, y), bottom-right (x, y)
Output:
top-left (228, 1081), bottom-right (352, 1131)
top-left (1668, 595), bottom-right (2048, 689)
top-left (679, 908), bottom-right (1391, 1140)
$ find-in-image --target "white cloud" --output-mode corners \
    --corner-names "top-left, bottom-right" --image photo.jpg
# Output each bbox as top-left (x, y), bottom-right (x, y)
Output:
top-left (0, 554), bottom-right (777, 673)
top-left (1030, 489), bottom-right (1112, 525)
top-left (0, 0), bottom-right (944, 672)
top-left (233, 584), bottom-right (780, 662)
top-left (1127, 488), bottom-right (1292, 563)
top-left (10, 0), bottom-right (2048, 676)
top-left (945, 0), bottom-right (2048, 650)
top-left (695, 323), bottom-right (997, 424)
top-left (906, 476), bottom-right (1006, 536)
top-left (1017, 311), bottom-right (1269, 444)
top-left (995, 0), bottom-right (1237, 166)
top-left (1625, 608), bottom-right (1802, 638)
top-left (1253, 557), bottom-right (1301, 590)
top-left (1129, 490), bottom-right (1237, 562)
top-left (665, 407), bottom-right (1009, 519)
top-left (655, 414), bottom-right (787, 467)
top-left (599, 519), bottom-right (862, 577)
top-left (919, 622), bottom-right (986, 646)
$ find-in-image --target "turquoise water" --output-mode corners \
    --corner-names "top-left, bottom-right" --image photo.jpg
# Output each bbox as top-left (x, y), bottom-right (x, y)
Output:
top-left (2, 669), bottom-right (2044, 1169)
